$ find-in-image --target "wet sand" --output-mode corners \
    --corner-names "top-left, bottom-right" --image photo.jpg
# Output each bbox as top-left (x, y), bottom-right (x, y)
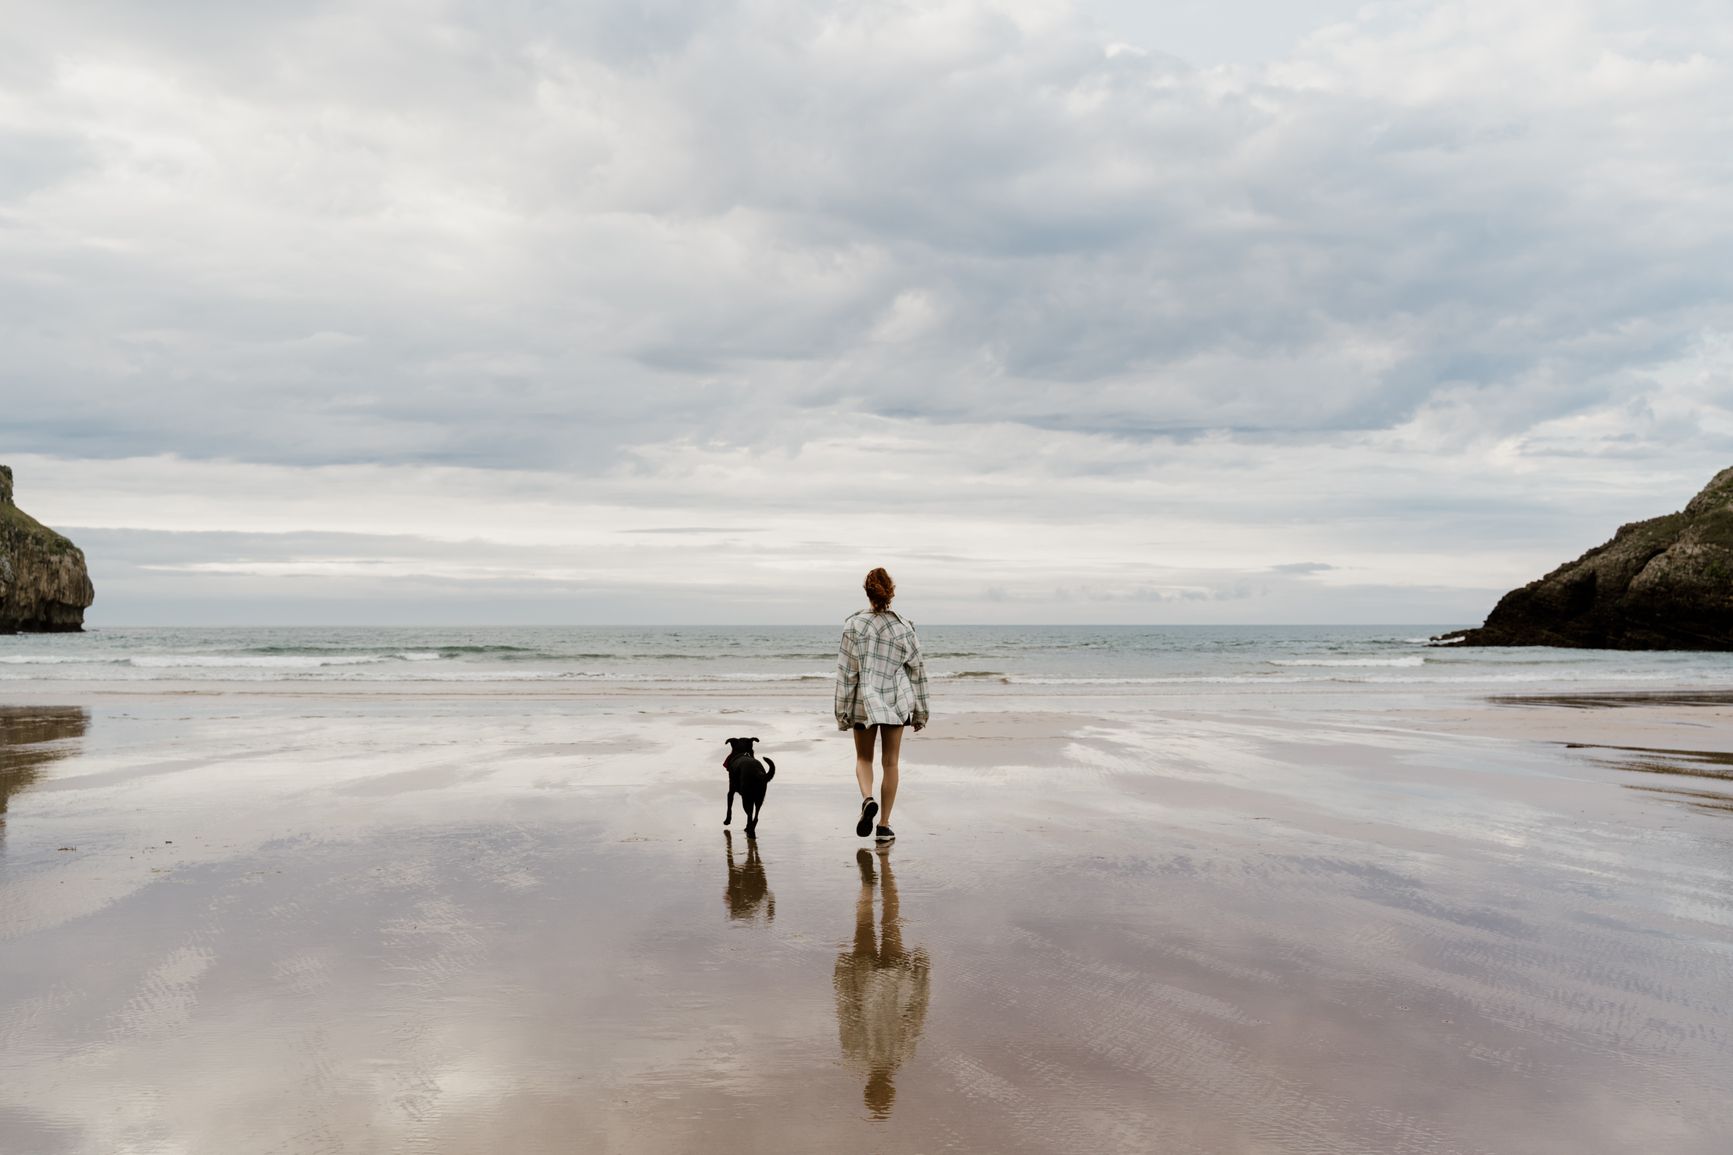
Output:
top-left (2, 684), bottom-right (1732, 1153)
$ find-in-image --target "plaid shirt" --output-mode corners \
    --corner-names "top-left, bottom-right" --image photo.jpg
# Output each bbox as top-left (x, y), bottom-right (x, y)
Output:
top-left (835, 609), bottom-right (931, 730)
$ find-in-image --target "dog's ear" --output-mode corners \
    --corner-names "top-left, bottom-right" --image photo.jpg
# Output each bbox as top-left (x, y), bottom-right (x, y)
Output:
top-left (750, 736), bottom-right (759, 744)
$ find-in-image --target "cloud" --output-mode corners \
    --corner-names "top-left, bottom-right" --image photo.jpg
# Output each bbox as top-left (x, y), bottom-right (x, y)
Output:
top-left (1, 1), bottom-right (1730, 621)
top-left (1, 1), bottom-right (1728, 465)
top-left (7, 424), bottom-right (1709, 624)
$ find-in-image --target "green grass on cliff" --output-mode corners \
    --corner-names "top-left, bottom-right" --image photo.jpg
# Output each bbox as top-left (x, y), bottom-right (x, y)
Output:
top-left (0, 500), bottom-right (78, 555)
top-left (1695, 509), bottom-right (1733, 551)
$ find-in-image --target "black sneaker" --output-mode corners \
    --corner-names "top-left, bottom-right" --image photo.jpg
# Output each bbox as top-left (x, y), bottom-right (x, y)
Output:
top-left (855, 797), bottom-right (879, 837)
top-left (875, 825), bottom-right (895, 843)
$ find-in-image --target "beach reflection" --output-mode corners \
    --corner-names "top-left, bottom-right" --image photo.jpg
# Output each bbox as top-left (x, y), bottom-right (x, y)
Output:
top-left (723, 830), bottom-right (775, 922)
top-left (835, 846), bottom-right (930, 1120)
top-left (0, 705), bottom-right (88, 816)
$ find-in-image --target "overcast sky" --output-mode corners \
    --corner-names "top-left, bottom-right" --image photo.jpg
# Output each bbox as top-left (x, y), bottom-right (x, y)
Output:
top-left (3, 0), bottom-right (1730, 625)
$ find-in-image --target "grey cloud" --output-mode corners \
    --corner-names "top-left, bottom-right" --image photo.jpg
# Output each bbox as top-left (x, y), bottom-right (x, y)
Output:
top-left (0, 129), bottom-right (93, 199)
top-left (0, 0), bottom-right (1730, 474)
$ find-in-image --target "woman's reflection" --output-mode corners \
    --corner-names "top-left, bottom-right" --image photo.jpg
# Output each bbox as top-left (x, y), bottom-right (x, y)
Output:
top-left (1, 706), bottom-right (89, 816)
top-left (834, 846), bottom-right (930, 1119)
top-left (723, 830), bottom-right (775, 923)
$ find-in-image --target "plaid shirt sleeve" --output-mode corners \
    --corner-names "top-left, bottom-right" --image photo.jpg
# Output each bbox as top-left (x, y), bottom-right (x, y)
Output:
top-left (906, 626), bottom-right (930, 727)
top-left (835, 622), bottom-right (860, 730)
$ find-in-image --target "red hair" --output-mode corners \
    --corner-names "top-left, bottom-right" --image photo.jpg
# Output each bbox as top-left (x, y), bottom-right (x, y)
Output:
top-left (864, 568), bottom-right (895, 613)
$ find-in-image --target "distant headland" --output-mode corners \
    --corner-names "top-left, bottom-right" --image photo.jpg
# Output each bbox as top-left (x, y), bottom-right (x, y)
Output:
top-left (0, 464), bottom-right (95, 633)
top-left (1438, 466), bottom-right (1733, 651)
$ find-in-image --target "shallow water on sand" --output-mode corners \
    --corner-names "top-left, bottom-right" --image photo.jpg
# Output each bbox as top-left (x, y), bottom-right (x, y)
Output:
top-left (2, 689), bottom-right (1732, 1153)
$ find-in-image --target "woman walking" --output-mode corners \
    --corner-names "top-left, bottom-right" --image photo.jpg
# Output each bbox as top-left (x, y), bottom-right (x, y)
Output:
top-left (835, 568), bottom-right (930, 843)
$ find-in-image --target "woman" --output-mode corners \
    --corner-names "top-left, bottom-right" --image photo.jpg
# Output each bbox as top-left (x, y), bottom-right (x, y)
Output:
top-left (835, 567), bottom-right (930, 843)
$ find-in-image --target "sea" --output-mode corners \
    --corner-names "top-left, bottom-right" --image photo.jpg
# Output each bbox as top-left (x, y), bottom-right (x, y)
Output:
top-left (3, 625), bottom-right (1731, 695)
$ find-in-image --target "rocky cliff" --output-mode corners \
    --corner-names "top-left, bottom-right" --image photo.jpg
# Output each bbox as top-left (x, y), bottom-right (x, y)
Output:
top-left (0, 465), bottom-right (95, 633)
top-left (1441, 466), bottom-right (1733, 650)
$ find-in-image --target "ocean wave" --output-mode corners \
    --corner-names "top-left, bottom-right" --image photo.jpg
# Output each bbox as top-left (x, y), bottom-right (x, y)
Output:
top-left (2, 662), bottom-right (1725, 690)
top-left (1267, 656), bottom-right (1426, 668)
top-left (128, 652), bottom-right (451, 669)
top-left (1006, 675), bottom-right (1276, 685)
top-left (130, 654), bottom-right (397, 668)
top-left (317, 668), bottom-right (574, 682)
top-left (428, 644), bottom-right (538, 654)
top-left (242, 643), bottom-right (534, 656)
top-left (1003, 668), bottom-right (1719, 687)
top-left (0, 654), bottom-right (125, 665)
top-left (312, 669), bottom-right (838, 684)
top-left (714, 671), bottom-right (834, 682)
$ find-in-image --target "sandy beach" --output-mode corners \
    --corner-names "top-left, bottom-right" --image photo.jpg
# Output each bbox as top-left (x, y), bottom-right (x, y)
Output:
top-left (9, 0), bottom-right (1733, 1147)
top-left (3, 678), bottom-right (1731, 1154)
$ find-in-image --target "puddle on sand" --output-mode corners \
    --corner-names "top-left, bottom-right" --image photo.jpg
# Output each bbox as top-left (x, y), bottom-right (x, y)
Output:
top-left (1497, 690), bottom-right (1733, 709)
top-left (0, 706), bottom-right (88, 816)
top-left (833, 847), bottom-right (929, 1120)
top-left (1624, 784), bottom-right (1733, 813)
top-left (1565, 741), bottom-right (1733, 814)
top-left (722, 830), bottom-right (775, 923)
top-left (5, 700), bottom-right (1733, 1153)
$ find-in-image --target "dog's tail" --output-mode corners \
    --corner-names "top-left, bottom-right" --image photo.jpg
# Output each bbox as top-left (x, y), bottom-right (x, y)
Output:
top-left (763, 757), bottom-right (775, 782)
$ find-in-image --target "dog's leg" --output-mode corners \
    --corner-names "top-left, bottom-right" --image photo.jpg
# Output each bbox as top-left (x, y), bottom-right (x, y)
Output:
top-left (724, 787), bottom-right (734, 826)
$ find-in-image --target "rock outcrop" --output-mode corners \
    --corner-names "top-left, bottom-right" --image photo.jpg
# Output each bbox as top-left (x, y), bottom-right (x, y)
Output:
top-left (1441, 466), bottom-right (1733, 650)
top-left (0, 465), bottom-right (95, 633)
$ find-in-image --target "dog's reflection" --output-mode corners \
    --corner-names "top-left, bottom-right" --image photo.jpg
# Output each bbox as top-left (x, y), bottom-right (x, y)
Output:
top-left (1, 706), bottom-right (89, 816)
top-left (835, 847), bottom-right (931, 1120)
top-left (723, 830), bottom-right (775, 923)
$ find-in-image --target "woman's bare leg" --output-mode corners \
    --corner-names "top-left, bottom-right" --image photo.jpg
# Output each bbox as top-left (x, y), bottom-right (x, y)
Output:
top-left (878, 725), bottom-right (903, 825)
top-left (853, 724), bottom-right (877, 800)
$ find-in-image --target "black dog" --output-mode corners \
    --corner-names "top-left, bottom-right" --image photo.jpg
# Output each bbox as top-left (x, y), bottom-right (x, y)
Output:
top-left (723, 736), bottom-right (776, 839)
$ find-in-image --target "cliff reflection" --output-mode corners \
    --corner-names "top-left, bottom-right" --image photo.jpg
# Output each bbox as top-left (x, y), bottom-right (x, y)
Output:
top-left (1, 706), bottom-right (89, 816)
top-left (723, 830), bottom-right (775, 923)
top-left (835, 847), bottom-right (931, 1120)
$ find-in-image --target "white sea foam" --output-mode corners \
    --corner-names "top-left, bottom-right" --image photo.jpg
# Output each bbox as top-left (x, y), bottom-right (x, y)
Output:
top-left (1267, 656), bottom-right (1425, 668)
top-left (129, 654), bottom-right (396, 668)
top-left (1005, 667), bottom-right (1717, 687)
top-left (0, 654), bottom-right (117, 665)
top-left (1007, 675), bottom-right (1289, 685)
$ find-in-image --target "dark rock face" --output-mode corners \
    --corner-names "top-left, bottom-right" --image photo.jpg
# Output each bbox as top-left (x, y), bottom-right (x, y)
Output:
top-left (0, 465), bottom-right (96, 633)
top-left (1442, 466), bottom-right (1733, 650)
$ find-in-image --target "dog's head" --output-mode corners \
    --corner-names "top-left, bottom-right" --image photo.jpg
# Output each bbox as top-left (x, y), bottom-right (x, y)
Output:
top-left (724, 736), bottom-right (760, 763)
